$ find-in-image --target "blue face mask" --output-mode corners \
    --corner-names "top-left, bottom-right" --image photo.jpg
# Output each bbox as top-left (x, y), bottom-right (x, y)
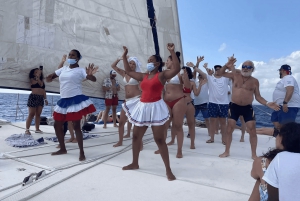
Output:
top-left (67, 59), bottom-right (77, 65)
top-left (147, 63), bottom-right (156, 72)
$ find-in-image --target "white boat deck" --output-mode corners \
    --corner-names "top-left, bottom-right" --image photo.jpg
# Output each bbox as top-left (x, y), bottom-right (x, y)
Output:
top-left (0, 122), bottom-right (275, 201)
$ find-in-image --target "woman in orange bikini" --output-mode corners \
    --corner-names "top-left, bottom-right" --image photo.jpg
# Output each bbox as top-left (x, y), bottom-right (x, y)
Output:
top-left (121, 43), bottom-right (179, 181)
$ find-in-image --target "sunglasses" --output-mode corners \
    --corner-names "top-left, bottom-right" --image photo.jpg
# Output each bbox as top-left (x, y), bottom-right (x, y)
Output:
top-left (273, 128), bottom-right (280, 137)
top-left (242, 65), bottom-right (253, 69)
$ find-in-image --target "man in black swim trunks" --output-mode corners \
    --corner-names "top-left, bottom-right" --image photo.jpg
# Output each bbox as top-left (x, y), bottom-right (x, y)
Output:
top-left (217, 57), bottom-right (280, 159)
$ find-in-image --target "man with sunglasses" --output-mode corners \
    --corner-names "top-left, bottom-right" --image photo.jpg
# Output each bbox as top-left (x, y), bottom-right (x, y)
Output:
top-left (271, 64), bottom-right (300, 131)
top-left (217, 57), bottom-right (280, 159)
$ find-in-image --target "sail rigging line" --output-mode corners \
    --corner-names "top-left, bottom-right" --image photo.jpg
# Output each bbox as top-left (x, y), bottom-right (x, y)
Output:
top-left (147, 0), bottom-right (160, 56)
top-left (253, 105), bottom-right (272, 116)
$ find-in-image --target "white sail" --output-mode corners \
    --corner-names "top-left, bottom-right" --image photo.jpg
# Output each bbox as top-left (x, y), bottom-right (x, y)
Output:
top-left (0, 0), bottom-right (182, 99)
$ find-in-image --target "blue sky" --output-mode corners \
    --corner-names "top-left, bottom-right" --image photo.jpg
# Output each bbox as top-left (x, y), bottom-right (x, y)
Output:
top-left (177, 0), bottom-right (300, 103)
top-left (177, 0), bottom-right (300, 65)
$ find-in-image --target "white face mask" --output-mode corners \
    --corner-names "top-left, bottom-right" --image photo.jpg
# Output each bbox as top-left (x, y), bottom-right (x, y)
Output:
top-left (147, 63), bottom-right (156, 72)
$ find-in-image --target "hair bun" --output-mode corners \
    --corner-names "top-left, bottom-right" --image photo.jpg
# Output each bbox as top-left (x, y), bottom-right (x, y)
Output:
top-left (176, 51), bottom-right (181, 57)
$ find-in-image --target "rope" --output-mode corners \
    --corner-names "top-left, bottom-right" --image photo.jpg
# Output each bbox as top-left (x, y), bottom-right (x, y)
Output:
top-left (253, 105), bottom-right (272, 116)
top-left (0, 138), bottom-right (155, 200)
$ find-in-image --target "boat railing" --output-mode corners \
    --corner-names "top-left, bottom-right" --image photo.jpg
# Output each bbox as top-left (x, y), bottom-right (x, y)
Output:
top-left (14, 94), bottom-right (54, 121)
top-left (15, 94), bottom-right (25, 121)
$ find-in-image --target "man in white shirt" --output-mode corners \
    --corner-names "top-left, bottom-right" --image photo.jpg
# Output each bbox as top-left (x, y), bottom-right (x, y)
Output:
top-left (194, 63), bottom-right (231, 145)
top-left (271, 64), bottom-right (300, 131)
top-left (193, 73), bottom-right (210, 136)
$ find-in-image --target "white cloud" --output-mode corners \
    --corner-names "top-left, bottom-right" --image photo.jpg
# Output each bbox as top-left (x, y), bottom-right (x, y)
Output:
top-left (237, 51), bottom-right (300, 104)
top-left (218, 43), bottom-right (227, 52)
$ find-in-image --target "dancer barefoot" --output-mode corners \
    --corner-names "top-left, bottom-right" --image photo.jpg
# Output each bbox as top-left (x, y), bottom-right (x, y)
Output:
top-left (46, 49), bottom-right (97, 161)
top-left (65, 121), bottom-right (77, 143)
top-left (110, 56), bottom-right (142, 147)
top-left (25, 67), bottom-right (48, 134)
top-left (122, 43), bottom-right (179, 181)
top-left (155, 51), bottom-right (186, 158)
top-left (217, 56), bottom-right (280, 159)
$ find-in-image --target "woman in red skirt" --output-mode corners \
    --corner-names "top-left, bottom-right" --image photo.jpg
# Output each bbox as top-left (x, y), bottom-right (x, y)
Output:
top-left (46, 49), bottom-right (97, 161)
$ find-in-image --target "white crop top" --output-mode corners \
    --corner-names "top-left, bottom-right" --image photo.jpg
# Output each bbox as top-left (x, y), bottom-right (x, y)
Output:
top-left (166, 75), bottom-right (181, 85)
top-left (123, 76), bottom-right (139, 85)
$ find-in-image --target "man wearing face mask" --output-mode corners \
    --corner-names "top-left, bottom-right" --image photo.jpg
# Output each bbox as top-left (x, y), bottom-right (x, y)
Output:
top-left (271, 64), bottom-right (300, 130)
top-left (102, 70), bottom-right (120, 128)
top-left (216, 57), bottom-right (280, 159)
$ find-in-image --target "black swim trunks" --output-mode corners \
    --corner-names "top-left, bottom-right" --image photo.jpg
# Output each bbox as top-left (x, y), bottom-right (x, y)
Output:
top-left (228, 102), bottom-right (255, 122)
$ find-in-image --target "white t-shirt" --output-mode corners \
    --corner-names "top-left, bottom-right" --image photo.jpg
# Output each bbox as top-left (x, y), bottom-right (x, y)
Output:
top-left (55, 66), bottom-right (87, 98)
top-left (194, 81), bottom-right (209, 105)
top-left (262, 151), bottom-right (300, 201)
top-left (190, 79), bottom-right (195, 99)
top-left (272, 75), bottom-right (300, 107)
top-left (207, 75), bottom-right (230, 104)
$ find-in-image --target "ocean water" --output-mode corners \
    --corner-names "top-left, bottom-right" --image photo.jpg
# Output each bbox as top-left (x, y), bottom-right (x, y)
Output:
top-left (0, 93), bottom-right (299, 127)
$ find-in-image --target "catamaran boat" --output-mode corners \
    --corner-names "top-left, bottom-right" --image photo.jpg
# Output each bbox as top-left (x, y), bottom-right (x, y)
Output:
top-left (0, 0), bottom-right (275, 200)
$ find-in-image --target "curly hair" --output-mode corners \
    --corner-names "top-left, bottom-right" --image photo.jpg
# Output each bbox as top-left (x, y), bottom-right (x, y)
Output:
top-left (279, 122), bottom-right (300, 153)
top-left (152, 55), bottom-right (165, 72)
top-left (29, 68), bottom-right (44, 80)
top-left (262, 148), bottom-right (283, 160)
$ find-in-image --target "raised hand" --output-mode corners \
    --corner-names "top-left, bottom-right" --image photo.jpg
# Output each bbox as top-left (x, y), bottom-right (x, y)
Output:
top-left (86, 63), bottom-right (95, 75)
top-left (167, 43), bottom-right (175, 51)
top-left (186, 62), bottom-right (194, 67)
top-left (91, 66), bottom-right (99, 75)
top-left (206, 68), bottom-right (214, 76)
top-left (122, 46), bottom-right (128, 57)
top-left (61, 54), bottom-right (67, 63)
top-left (197, 56), bottom-right (204, 63)
top-left (203, 63), bottom-right (208, 69)
top-left (226, 54), bottom-right (237, 69)
top-left (267, 102), bottom-right (280, 111)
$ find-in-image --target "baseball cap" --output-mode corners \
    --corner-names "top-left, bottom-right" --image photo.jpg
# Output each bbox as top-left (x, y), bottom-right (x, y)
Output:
top-left (279, 64), bottom-right (291, 71)
top-left (214, 65), bottom-right (222, 70)
top-left (110, 70), bottom-right (117, 75)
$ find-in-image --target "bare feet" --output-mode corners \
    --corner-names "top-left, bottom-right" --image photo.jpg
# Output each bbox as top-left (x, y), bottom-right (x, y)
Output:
top-left (51, 149), bottom-right (67, 156)
top-left (167, 141), bottom-right (174, 146)
top-left (65, 138), bottom-right (75, 143)
top-left (25, 129), bottom-right (31, 135)
top-left (176, 150), bottom-right (183, 158)
top-left (103, 125), bottom-right (107, 129)
top-left (79, 153), bottom-right (86, 161)
top-left (206, 139), bottom-right (214, 143)
top-left (72, 138), bottom-right (77, 143)
top-left (123, 134), bottom-right (130, 138)
top-left (219, 152), bottom-right (230, 158)
top-left (166, 170), bottom-right (176, 181)
top-left (154, 150), bottom-right (160, 154)
top-left (113, 142), bottom-right (122, 147)
top-left (240, 138), bottom-right (245, 142)
top-left (122, 163), bottom-right (139, 170)
top-left (114, 124), bottom-right (119, 127)
top-left (190, 144), bottom-right (195, 149)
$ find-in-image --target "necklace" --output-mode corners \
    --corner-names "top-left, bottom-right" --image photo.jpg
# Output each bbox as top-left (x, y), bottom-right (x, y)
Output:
top-left (242, 76), bottom-right (251, 84)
